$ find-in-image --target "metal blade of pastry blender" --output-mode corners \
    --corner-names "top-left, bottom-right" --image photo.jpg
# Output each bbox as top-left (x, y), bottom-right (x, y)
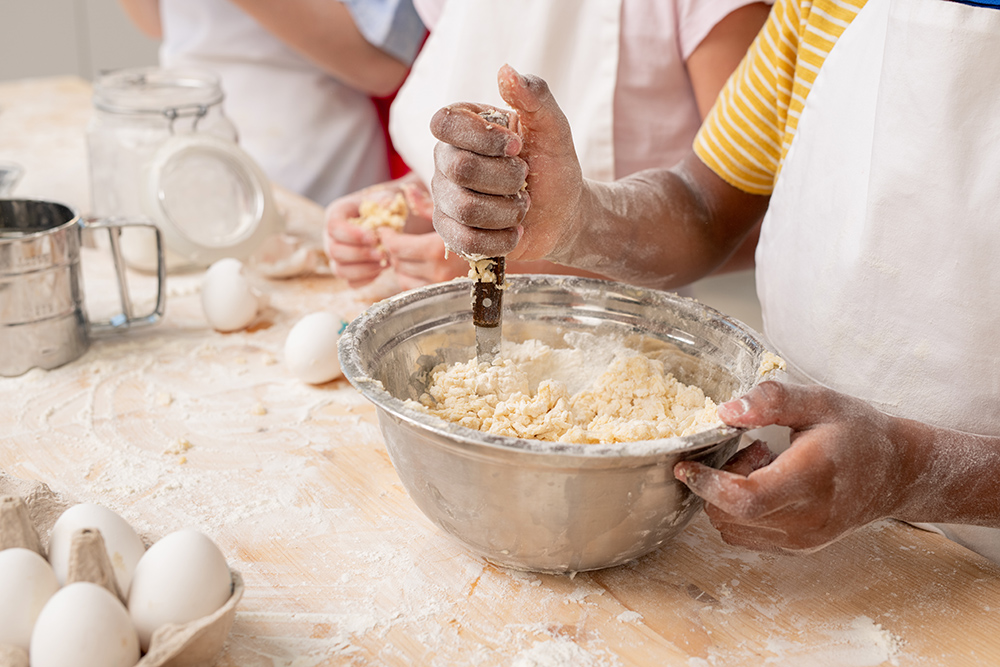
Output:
top-left (474, 256), bottom-right (504, 363)
top-left (473, 108), bottom-right (512, 365)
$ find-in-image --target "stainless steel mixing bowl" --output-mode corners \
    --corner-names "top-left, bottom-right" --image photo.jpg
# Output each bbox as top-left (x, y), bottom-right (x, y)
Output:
top-left (339, 275), bottom-right (774, 573)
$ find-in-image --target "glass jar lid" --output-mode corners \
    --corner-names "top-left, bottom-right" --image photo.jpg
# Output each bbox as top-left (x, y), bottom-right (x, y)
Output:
top-left (93, 67), bottom-right (225, 117)
top-left (142, 134), bottom-right (282, 267)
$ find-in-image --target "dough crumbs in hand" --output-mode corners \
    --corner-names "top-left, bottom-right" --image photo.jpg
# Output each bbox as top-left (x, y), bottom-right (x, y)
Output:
top-left (758, 351), bottom-right (786, 377)
top-left (350, 192), bottom-right (408, 232)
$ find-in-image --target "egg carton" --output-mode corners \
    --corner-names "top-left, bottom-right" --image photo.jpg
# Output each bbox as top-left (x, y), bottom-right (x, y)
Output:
top-left (0, 472), bottom-right (244, 667)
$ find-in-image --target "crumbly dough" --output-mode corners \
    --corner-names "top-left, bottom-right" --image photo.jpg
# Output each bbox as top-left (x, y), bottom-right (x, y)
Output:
top-left (759, 351), bottom-right (786, 376)
top-left (350, 192), bottom-right (407, 232)
top-left (411, 340), bottom-right (721, 444)
top-left (466, 255), bottom-right (501, 283)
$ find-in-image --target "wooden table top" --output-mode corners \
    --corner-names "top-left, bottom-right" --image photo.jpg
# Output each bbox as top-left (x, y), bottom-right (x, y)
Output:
top-left (2, 76), bottom-right (999, 667)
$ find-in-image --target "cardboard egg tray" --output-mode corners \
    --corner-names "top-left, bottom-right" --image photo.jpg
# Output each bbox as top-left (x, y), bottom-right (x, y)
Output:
top-left (0, 472), bottom-right (243, 667)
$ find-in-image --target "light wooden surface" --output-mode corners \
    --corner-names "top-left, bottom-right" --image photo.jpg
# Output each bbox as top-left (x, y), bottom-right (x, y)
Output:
top-left (3, 76), bottom-right (1000, 667)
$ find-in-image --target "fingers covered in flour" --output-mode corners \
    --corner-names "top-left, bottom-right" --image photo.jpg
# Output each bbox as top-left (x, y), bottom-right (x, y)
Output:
top-left (674, 381), bottom-right (913, 554)
top-left (429, 64), bottom-right (586, 262)
top-left (433, 142), bottom-right (528, 196)
top-left (431, 170), bottom-right (527, 258)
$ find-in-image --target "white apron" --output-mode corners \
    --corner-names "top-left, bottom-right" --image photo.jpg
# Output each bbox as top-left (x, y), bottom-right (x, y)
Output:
top-left (390, 0), bottom-right (622, 187)
top-left (756, 0), bottom-right (1000, 561)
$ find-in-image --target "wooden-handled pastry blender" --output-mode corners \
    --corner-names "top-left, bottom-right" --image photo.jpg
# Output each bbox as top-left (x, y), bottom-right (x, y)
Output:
top-left (471, 109), bottom-right (513, 365)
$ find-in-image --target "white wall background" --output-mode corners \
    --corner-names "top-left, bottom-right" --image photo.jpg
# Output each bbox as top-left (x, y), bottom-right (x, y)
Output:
top-left (0, 0), bottom-right (159, 81)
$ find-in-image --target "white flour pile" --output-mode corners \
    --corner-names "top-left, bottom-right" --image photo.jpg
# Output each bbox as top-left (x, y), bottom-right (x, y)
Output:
top-left (410, 334), bottom-right (721, 444)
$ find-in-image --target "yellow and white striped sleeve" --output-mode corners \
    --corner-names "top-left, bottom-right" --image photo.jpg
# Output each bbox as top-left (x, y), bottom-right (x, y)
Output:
top-left (694, 0), bottom-right (866, 195)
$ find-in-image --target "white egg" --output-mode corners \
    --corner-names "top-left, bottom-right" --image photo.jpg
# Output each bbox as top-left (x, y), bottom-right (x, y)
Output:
top-left (0, 548), bottom-right (59, 651)
top-left (201, 258), bottom-right (260, 332)
top-left (48, 502), bottom-right (146, 596)
top-left (127, 529), bottom-right (232, 651)
top-left (205, 257), bottom-right (244, 278)
top-left (30, 582), bottom-right (139, 667)
top-left (284, 311), bottom-right (346, 384)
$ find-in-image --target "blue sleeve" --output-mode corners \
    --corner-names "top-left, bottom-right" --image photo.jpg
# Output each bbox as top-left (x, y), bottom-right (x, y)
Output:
top-left (341, 0), bottom-right (427, 65)
top-left (948, 0), bottom-right (1000, 7)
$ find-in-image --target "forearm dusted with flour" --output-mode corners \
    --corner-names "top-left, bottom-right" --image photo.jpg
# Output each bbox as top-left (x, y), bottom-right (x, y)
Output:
top-left (890, 420), bottom-right (1000, 528)
top-left (548, 155), bottom-right (769, 290)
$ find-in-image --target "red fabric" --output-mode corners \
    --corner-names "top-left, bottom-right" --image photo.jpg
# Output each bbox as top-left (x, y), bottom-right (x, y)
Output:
top-left (372, 32), bottom-right (429, 180)
top-left (372, 93), bottom-right (411, 179)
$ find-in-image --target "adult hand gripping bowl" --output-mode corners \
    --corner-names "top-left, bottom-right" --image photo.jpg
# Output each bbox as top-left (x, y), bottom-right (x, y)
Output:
top-left (338, 275), bottom-right (781, 573)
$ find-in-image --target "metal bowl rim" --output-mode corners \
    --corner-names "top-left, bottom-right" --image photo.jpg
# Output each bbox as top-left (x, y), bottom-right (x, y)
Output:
top-left (340, 275), bottom-right (767, 460)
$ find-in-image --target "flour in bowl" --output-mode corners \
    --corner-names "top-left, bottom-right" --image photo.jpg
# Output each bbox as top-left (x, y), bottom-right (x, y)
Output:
top-left (409, 336), bottom-right (721, 444)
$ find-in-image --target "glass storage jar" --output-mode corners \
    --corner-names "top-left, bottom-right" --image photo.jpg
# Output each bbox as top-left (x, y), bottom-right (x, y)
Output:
top-left (87, 67), bottom-right (280, 272)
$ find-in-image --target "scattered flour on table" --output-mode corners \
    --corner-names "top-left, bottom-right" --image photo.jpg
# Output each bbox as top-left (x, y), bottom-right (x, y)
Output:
top-left (511, 637), bottom-right (604, 667)
top-left (616, 610), bottom-right (643, 623)
top-left (409, 336), bottom-right (721, 444)
top-left (762, 615), bottom-right (906, 666)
